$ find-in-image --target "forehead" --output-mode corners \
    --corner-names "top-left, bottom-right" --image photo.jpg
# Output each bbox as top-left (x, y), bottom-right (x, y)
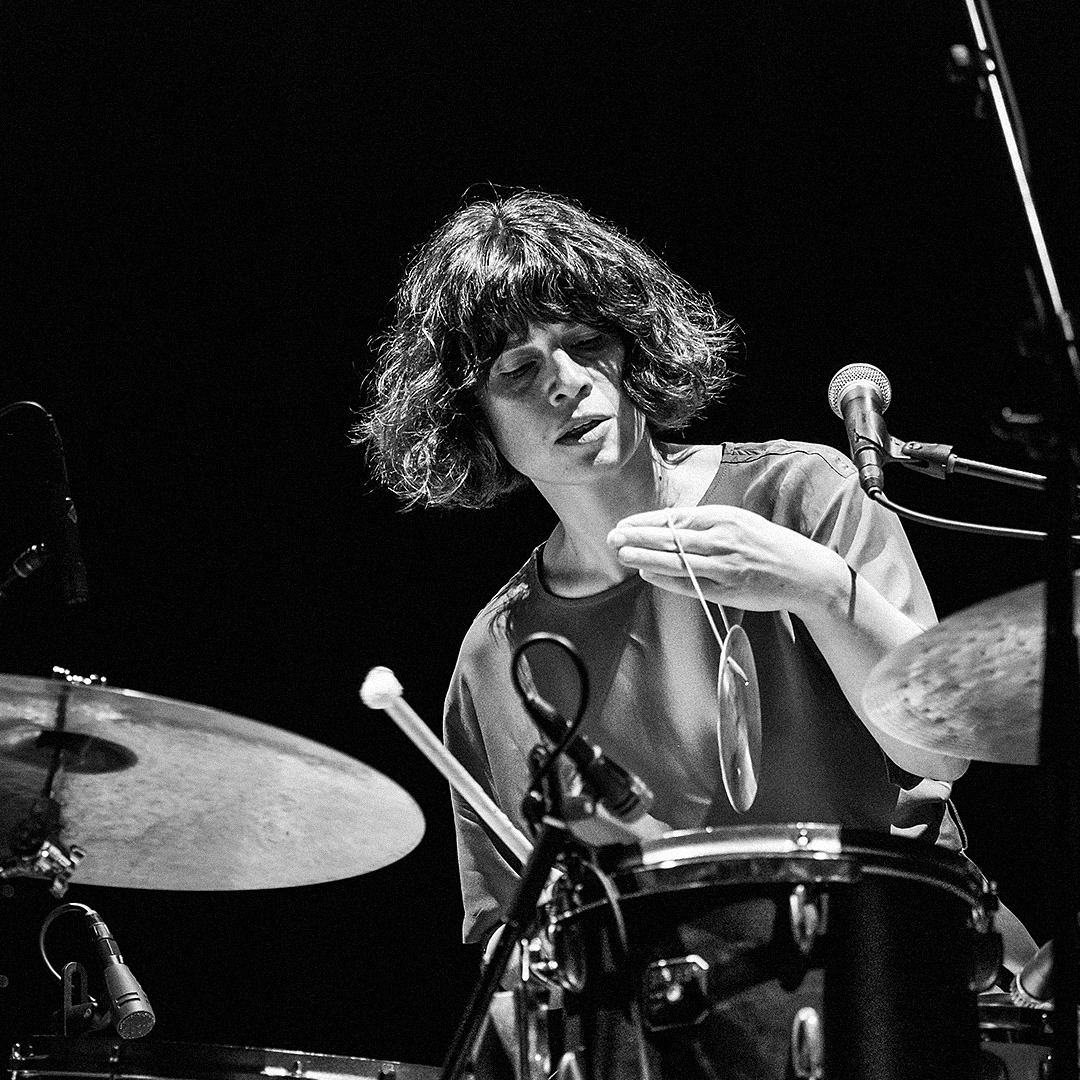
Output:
top-left (499, 320), bottom-right (591, 352)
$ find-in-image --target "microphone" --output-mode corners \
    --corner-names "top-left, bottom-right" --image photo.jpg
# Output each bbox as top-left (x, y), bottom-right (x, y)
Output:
top-left (520, 693), bottom-right (654, 823)
top-left (84, 910), bottom-right (155, 1038)
top-left (0, 543), bottom-right (49, 598)
top-left (827, 364), bottom-right (893, 496)
top-left (43, 412), bottom-right (89, 604)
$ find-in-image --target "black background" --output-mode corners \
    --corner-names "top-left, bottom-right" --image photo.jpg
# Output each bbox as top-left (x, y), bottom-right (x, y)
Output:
top-left (2, 1), bottom-right (1076, 1067)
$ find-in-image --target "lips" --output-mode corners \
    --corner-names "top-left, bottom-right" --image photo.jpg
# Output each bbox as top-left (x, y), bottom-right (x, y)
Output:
top-left (556, 416), bottom-right (608, 443)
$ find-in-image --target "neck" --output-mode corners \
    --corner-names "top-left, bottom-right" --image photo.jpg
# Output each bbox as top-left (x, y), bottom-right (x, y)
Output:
top-left (537, 438), bottom-right (704, 597)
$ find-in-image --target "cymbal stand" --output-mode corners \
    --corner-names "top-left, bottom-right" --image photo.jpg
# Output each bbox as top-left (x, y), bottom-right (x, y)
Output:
top-left (958, 2), bottom-right (1079, 1075)
top-left (0, 673), bottom-right (87, 897)
top-left (440, 747), bottom-right (576, 1080)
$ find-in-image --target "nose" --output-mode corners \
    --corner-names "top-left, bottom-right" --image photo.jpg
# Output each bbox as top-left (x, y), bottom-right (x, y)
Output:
top-left (546, 347), bottom-right (592, 405)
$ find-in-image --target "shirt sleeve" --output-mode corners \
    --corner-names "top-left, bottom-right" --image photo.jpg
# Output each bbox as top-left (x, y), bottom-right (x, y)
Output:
top-left (792, 445), bottom-right (937, 630)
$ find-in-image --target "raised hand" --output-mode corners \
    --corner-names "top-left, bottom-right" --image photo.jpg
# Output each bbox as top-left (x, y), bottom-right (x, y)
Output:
top-left (607, 504), bottom-right (846, 621)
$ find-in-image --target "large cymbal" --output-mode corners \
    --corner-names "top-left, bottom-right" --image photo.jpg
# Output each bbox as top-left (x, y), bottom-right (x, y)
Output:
top-left (0, 675), bottom-right (424, 890)
top-left (864, 575), bottom-right (1076, 766)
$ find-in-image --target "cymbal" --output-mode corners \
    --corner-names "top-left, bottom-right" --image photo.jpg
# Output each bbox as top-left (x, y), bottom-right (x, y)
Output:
top-left (863, 576), bottom-right (1075, 766)
top-left (0, 674), bottom-right (424, 890)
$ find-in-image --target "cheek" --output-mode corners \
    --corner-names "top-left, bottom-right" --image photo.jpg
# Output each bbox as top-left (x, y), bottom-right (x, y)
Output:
top-left (478, 397), bottom-right (524, 465)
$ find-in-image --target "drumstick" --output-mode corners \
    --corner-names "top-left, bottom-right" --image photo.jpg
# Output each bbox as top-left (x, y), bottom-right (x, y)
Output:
top-left (360, 666), bottom-right (534, 866)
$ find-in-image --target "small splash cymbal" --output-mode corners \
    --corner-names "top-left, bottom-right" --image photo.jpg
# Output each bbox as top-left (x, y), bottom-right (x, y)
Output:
top-left (0, 675), bottom-right (424, 890)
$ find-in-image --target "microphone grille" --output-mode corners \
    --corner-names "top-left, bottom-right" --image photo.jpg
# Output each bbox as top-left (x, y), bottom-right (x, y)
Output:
top-left (827, 364), bottom-right (892, 418)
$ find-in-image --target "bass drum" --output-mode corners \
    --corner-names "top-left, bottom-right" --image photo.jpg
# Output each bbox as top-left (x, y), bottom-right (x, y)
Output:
top-left (8, 1038), bottom-right (441, 1080)
top-left (544, 824), bottom-right (999, 1080)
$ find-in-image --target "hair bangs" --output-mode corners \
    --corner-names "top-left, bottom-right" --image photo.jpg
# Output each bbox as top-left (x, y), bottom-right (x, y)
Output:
top-left (445, 229), bottom-right (621, 388)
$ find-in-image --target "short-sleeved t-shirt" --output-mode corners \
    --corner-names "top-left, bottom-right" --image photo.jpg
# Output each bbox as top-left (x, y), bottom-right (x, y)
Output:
top-left (444, 441), bottom-right (958, 945)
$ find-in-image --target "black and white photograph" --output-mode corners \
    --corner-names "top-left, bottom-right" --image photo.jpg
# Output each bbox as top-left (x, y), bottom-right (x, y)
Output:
top-left (2, 4), bottom-right (1077, 1078)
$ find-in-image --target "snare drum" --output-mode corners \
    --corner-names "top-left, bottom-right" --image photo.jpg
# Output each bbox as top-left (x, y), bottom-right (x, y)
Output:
top-left (543, 824), bottom-right (998, 1080)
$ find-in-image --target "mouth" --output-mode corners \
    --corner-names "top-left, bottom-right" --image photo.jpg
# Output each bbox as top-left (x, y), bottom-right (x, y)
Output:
top-left (556, 417), bottom-right (609, 444)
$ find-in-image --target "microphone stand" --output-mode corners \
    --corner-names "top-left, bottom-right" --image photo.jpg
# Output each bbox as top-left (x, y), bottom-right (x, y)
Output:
top-left (953, 3), bottom-right (1078, 1073)
top-left (440, 747), bottom-right (575, 1080)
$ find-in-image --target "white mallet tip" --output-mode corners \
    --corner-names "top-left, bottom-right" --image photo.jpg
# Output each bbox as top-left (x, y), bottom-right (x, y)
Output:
top-left (360, 666), bottom-right (403, 708)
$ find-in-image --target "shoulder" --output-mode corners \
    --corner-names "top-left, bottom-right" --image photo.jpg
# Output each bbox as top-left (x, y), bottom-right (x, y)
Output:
top-left (720, 439), bottom-right (856, 481)
top-left (707, 439), bottom-right (861, 533)
top-left (451, 548), bottom-right (544, 693)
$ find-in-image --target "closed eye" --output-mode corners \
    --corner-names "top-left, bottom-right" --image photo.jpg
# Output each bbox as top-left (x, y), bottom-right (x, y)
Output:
top-left (571, 335), bottom-right (605, 351)
top-left (501, 361), bottom-right (535, 380)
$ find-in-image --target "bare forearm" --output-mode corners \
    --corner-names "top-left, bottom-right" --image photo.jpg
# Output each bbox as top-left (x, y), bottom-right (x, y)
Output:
top-left (795, 549), bottom-right (969, 782)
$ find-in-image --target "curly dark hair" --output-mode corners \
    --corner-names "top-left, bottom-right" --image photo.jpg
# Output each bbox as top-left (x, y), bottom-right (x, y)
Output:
top-left (356, 190), bottom-right (738, 509)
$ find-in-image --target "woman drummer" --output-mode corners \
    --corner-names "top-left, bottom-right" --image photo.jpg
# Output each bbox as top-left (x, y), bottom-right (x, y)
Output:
top-left (359, 190), bottom-right (1036, 1075)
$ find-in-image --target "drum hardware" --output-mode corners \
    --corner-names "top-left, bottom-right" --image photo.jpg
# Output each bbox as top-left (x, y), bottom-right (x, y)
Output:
top-left (772, 884), bottom-right (827, 992)
top-left (1, 817), bottom-right (86, 898)
top-left (641, 956), bottom-right (710, 1032)
top-left (637, 882), bottom-right (830, 1035)
top-left (545, 910), bottom-right (587, 996)
top-left (788, 884), bottom-right (827, 957)
top-left (438, 739), bottom-right (580, 1080)
top-left (0, 668), bottom-right (102, 896)
top-left (789, 1006), bottom-right (824, 1080)
top-left (523, 925), bottom-right (572, 994)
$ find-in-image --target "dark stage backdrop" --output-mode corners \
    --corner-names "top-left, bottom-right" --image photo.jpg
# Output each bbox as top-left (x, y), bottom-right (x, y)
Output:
top-left (2, 2), bottom-right (1076, 1066)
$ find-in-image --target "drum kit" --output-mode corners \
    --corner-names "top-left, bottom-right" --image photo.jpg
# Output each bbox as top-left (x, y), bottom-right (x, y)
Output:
top-left (2, 571), bottom-right (1071, 1080)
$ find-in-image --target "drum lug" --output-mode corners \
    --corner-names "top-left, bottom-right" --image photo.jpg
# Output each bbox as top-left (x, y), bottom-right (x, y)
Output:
top-left (790, 1006), bottom-right (824, 1079)
top-left (541, 924), bottom-right (587, 994)
top-left (641, 954), bottom-right (711, 1032)
top-left (523, 934), bottom-right (562, 991)
top-left (974, 879), bottom-right (1000, 934)
top-left (789, 884), bottom-right (828, 955)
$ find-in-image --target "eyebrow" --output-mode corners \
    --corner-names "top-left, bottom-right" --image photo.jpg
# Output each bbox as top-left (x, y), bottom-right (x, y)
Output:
top-left (503, 322), bottom-right (593, 350)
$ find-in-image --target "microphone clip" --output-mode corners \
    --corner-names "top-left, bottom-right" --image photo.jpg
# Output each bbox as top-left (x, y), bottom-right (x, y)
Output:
top-left (57, 961), bottom-right (112, 1037)
top-left (890, 437), bottom-right (956, 481)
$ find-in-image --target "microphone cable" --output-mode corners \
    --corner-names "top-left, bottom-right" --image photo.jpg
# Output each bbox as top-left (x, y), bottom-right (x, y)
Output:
top-left (510, 632), bottom-right (590, 815)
